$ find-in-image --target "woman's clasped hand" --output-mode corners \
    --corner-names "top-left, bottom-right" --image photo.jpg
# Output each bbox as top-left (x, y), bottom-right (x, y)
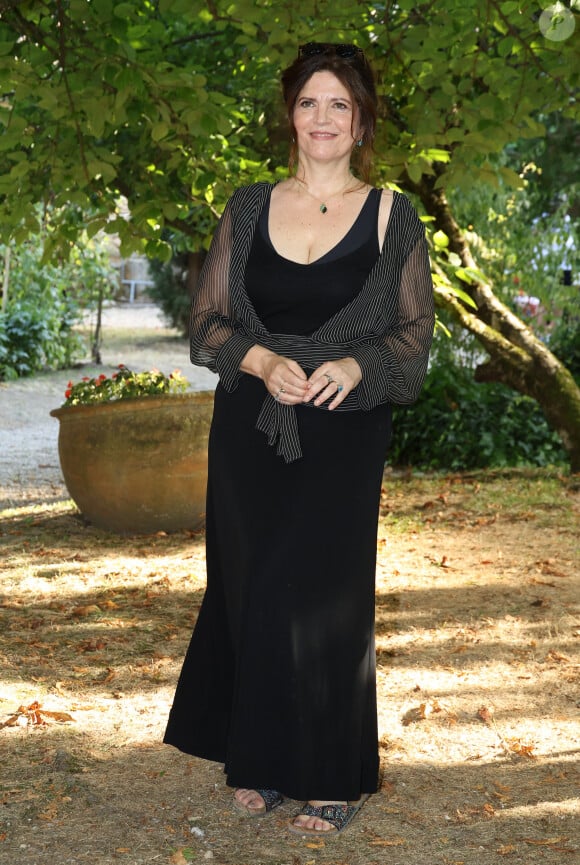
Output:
top-left (305, 357), bottom-right (362, 408)
top-left (260, 351), bottom-right (362, 409)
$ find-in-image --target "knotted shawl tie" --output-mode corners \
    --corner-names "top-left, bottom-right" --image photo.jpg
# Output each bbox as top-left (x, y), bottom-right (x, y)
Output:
top-left (255, 394), bottom-right (302, 463)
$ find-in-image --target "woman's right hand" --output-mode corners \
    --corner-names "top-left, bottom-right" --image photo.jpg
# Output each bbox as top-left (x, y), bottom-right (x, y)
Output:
top-left (240, 346), bottom-right (308, 404)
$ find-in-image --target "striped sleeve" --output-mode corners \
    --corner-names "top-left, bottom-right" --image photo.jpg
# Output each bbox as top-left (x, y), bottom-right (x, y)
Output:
top-left (351, 203), bottom-right (434, 409)
top-left (189, 192), bottom-right (255, 390)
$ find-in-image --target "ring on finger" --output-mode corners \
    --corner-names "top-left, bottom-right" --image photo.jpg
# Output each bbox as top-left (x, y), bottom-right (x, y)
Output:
top-left (324, 373), bottom-right (334, 385)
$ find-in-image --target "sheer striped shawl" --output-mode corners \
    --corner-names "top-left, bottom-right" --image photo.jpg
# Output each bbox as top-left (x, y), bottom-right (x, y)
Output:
top-left (190, 182), bottom-right (434, 462)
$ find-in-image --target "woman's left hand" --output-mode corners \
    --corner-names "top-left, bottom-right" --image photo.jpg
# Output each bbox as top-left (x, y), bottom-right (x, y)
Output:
top-left (304, 357), bottom-right (362, 410)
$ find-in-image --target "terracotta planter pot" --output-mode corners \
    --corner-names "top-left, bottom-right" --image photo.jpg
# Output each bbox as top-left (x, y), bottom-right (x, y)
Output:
top-left (50, 391), bottom-right (214, 534)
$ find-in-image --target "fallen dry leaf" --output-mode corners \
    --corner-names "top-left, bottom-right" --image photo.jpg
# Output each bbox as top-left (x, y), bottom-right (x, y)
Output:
top-left (170, 850), bottom-right (189, 865)
top-left (523, 836), bottom-right (570, 847)
top-left (522, 837), bottom-right (577, 853)
top-left (101, 599), bottom-right (119, 609)
top-left (497, 844), bottom-right (517, 855)
top-left (477, 705), bottom-right (493, 723)
top-left (78, 640), bottom-right (107, 652)
top-left (0, 701), bottom-right (74, 729)
top-left (369, 836), bottom-right (406, 847)
top-left (71, 604), bottom-right (101, 617)
top-left (41, 710), bottom-right (75, 723)
top-left (402, 698), bottom-right (443, 725)
top-left (538, 560), bottom-right (569, 577)
top-left (506, 739), bottom-right (536, 759)
top-left (39, 801), bottom-right (59, 821)
top-left (93, 668), bottom-right (116, 684)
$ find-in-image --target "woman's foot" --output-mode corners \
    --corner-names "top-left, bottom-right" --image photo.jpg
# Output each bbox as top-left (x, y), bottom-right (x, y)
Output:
top-left (290, 800), bottom-right (347, 832)
top-left (288, 795), bottom-right (369, 835)
top-left (233, 788), bottom-right (283, 817)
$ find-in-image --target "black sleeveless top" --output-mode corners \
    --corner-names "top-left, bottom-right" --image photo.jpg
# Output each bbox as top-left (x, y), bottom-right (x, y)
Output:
top-left (244, 187), bottom-right (382, 336)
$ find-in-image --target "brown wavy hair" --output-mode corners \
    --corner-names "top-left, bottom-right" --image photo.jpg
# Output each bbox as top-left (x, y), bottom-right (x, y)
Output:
top-left (281, 44), bottom-right (377, 183)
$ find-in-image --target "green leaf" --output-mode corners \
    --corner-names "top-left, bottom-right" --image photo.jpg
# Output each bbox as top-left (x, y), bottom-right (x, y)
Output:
top-left (433, 230), bottom-right (449, 248)
top-left (406, 160), bottom-right (424, 184)
top-left (448, 283), bottom-right (478, 308)
top-left (151, 122), bottom-right (169, 141)
top-left (145, 238), bottom-right (172, 261)
top-left (86, 160), bottom-right (117, 184)
top-left (113, 3), bottom-right (136, 19)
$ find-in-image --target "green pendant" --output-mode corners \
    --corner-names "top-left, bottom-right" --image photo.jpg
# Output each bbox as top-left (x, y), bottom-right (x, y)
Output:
top-left (320, 203), bottom-right (328, 214)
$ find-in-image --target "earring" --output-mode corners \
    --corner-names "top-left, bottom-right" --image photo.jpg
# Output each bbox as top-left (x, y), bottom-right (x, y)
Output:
top-left (356, 138), bottom-right (363, 147)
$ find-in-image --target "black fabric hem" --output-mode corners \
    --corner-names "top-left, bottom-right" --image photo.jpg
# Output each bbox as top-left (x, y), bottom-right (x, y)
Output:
top-left (163, 736), bottom-right (226, 766)
top-left (224, 769), bottom-right (380, 803)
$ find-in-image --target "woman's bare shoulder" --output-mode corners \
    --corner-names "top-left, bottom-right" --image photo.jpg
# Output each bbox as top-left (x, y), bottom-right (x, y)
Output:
top-left (377, 188), bottom-right (395, 249)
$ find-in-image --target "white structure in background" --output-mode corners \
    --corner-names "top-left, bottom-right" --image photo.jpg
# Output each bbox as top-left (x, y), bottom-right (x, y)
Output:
top-left (104, 234), bottom-right (154, 304)
top-left (117, 254), bottom-right (154, 303)
top-left (105, 196), bottom-right (155, 303)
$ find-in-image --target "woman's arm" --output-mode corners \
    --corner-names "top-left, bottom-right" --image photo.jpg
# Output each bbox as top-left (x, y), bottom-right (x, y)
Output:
top-left (190, 194), bottom-right (308, 401)
top-left (350, 229), bottom-right (435, 410)
top-left (306, 196), bottom-right (435, 411)
top-left (189, 198), bottom-right (257, 390)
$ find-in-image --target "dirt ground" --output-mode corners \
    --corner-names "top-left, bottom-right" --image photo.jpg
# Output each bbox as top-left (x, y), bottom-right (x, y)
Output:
top-left (0, 308), bottom-right (578, 865)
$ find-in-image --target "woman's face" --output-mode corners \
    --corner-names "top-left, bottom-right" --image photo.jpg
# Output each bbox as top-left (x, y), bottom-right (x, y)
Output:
top-left (292, 70), bottom-right (361, 164)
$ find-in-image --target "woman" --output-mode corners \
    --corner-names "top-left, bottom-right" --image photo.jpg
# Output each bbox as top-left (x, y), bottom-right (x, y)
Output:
top-left (164, 42), bottom-right (434, 835)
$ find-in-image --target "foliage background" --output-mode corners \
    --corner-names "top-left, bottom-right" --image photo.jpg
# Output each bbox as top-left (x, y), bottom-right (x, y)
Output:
top-left (0, 0), bottom-right (579, 468)
top-left (0, 235), bottom-right (117, 379)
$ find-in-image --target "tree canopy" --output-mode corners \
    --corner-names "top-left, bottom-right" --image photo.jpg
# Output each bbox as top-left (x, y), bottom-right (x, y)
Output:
top-left (0, 0), bottom-right (579, 467)
top-left (0, 1), bottom-right (578, 253)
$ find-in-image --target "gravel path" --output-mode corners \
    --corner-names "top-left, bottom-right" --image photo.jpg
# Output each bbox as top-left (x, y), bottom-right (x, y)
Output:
top-left (0, 304), bottom-right (217, 511)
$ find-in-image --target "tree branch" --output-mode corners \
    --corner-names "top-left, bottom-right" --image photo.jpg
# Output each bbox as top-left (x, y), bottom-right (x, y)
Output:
top-left (55, 0), bottom-right (90, 185)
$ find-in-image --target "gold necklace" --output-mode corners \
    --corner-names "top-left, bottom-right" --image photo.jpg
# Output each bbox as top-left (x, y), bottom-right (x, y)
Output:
top-left (294, 176), bottom-right (355, 214)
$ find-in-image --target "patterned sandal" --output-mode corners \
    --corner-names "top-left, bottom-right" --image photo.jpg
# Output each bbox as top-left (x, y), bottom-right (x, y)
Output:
top-left (233, 788), bottom-right (284, 817)
top-left (287, 795), bottom-right (369, 836)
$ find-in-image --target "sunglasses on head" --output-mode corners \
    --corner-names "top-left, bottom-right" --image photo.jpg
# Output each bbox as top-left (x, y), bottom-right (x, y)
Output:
top-left (298, 42), bottom-right (364, 59)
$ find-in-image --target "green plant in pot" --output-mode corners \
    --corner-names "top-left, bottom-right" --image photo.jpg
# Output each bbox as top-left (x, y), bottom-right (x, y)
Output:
top-left (62, 364), bottom-right (189, 405)
top-left (51, 366), bottom-right (214, 535)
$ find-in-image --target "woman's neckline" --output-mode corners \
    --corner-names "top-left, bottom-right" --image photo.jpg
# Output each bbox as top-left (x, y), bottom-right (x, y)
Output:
top-left (265, 186), bottom-right (377, 266)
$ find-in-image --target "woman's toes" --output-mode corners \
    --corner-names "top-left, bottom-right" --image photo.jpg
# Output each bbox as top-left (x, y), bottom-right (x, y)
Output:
top-left (235, 788), bottom-right (264, 810)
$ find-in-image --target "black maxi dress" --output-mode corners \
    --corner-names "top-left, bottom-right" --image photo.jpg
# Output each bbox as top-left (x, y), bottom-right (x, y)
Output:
top-left (164, 188), bottom-right (392, 802)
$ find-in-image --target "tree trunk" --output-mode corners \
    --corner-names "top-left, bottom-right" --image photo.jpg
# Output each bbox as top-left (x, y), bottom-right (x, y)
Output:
top-left (409, 175), bottom-right (580, 472)
top-left (92, 285), bottom-right (104, 365)
top-left (1, 246), bottom-right (10, 312)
